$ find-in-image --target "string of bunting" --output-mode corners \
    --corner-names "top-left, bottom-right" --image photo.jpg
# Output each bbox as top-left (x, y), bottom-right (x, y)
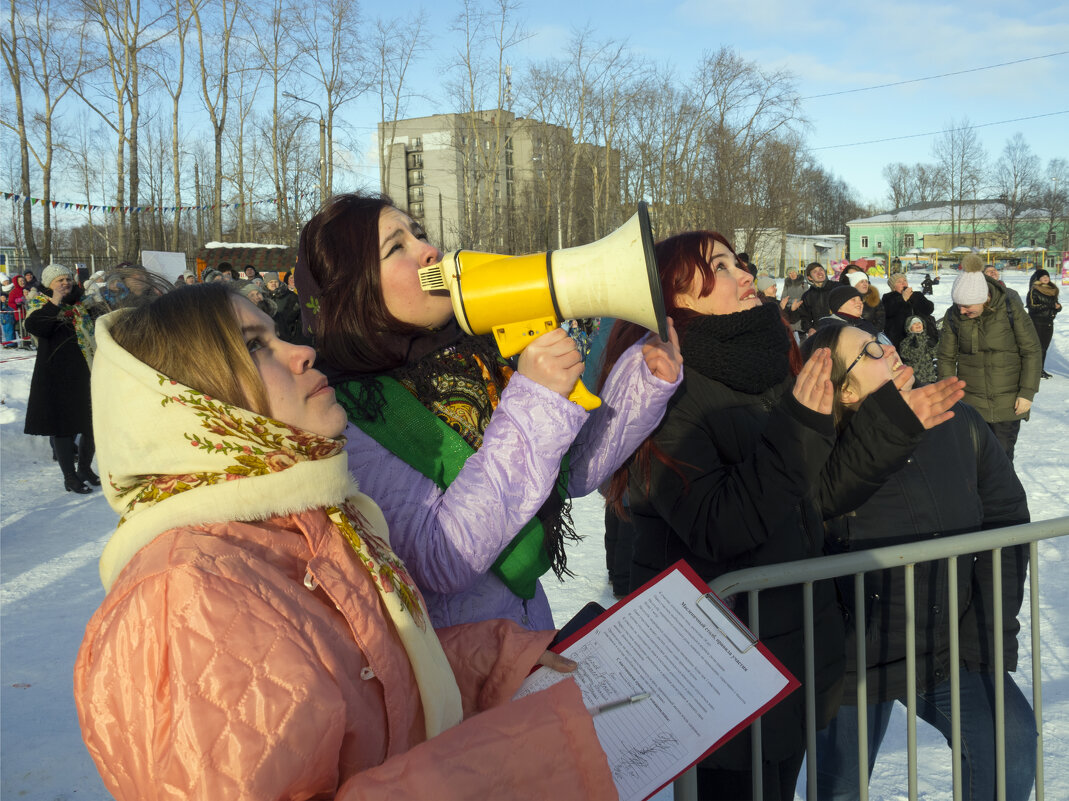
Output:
top-left (1, 190), bottom-right (316, 214)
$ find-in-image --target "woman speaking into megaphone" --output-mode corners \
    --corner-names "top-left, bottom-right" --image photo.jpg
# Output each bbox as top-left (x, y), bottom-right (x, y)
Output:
top-left (295, 192), bottom-right (682, 631)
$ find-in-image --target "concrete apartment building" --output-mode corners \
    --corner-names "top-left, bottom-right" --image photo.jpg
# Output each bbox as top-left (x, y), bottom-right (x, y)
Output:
top-left (379, 110), bottom-right (618, 253)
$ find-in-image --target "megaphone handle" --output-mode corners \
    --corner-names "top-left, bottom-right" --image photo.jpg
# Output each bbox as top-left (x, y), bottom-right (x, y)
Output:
top-left (489, 319), bottom-right (604, 410)
top-left (568, 379), bottom-right (603, 411)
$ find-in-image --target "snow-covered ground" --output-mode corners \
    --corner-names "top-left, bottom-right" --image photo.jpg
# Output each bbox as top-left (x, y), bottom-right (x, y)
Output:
top-left (2, 267), bottom-right (1066, 800)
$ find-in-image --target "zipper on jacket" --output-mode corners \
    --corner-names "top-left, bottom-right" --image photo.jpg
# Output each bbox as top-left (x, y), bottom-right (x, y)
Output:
top-left (360, 666), bottom-right (375, 680)
top-left (303, 568), bottom-right (318, 591)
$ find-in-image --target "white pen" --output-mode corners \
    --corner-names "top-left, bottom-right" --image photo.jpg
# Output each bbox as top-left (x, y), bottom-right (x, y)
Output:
top-left (592, 692), bottom-right (651, 716)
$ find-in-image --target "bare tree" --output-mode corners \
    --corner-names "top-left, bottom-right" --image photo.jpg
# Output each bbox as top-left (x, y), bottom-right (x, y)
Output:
top-left (149, 0), bottom-right (195, 251)
top-left (67, 0), bottom-right (172, 261)
top-left (227, 46), bottom-right (264, 240)
top-left (883, 161), bottom-right (944, 210)
top-left (192, 0), bottom-right (239, 241)
top-left (289, 0), bottom-right (369, 198)
top-left (243, 0), bottom-right (299, 237)
top-left (993, 132), bottom-right (1041, 247)
top-left (933, 117), bottom-right (986, 245)
top-left (374, 16), bottom-right (423, 194)
top-left (446, 0), bottom-right (528, 249)
top-left (11, 0), bottom-right (93, 263)
top-left (693, 48), bottom-right (804, 242)
top-left (1039, 158), bottom-right (1069, 254)
top-left (1, 0), bottom-right (42, 269)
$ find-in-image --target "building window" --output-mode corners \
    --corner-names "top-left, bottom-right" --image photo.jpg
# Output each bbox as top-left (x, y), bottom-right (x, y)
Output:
top-left (409, 202), bottom-right (424, 217)
top-left (876, 241), bottom-right (882, 250)
top-left (861, 236), bottom-right (869, 248)
top-left (904, 234), bottom-right (915, 248)
top-left (1048, 230), bottom-right (1058, 245)
top-left (1030, 239), bottom-right (1037, 247)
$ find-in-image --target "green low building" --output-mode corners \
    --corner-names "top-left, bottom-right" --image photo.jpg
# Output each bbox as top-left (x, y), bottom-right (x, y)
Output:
top-left (847, 201), bottom-right (1066, 270)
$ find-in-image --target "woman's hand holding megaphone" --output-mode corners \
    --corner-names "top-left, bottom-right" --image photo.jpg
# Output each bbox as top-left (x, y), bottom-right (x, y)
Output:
top-left (517, 326), bottom-right (588, 400)
top-left (640, 317), bottom-right (682, 383)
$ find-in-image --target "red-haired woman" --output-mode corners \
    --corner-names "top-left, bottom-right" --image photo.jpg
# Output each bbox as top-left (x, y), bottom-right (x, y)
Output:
top-left (598, 231), bottom-right (965, 800)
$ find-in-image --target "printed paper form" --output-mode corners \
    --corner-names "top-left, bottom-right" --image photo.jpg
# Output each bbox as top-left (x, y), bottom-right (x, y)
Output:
top-left (516, 564), bottom-right (796, 801)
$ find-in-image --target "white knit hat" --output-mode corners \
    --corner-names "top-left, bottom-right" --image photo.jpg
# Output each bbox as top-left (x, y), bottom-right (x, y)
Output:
top-left (41, 263), bottom-right (73, 288)
top-left (846, 271), bottom-right (869, 288)
top-left (951, 254), bottom-right (989, 306)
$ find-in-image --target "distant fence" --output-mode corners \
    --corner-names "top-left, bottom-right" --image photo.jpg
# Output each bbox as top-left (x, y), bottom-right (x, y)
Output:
top-left (674, 517), bottom-right (1069, 801)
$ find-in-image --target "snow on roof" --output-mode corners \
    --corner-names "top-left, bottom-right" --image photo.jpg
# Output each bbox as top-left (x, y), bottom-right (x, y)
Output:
top-left (847, 200), bottom-right (1051, 226)
top-left (203, 241), bottom-right (289, 249)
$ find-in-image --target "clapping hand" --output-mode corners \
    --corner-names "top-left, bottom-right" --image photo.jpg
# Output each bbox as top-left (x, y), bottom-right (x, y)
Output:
top-left (793, 347), bottom-right (834, 415)
top-left (641, 317), bottom-right (682, 383)
top-left (898, 375), bottom-right (965, 429)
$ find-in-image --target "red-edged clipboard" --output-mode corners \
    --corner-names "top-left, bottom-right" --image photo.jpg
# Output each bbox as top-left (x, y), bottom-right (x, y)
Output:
top-left (530, 559), bottom-right (800, 801)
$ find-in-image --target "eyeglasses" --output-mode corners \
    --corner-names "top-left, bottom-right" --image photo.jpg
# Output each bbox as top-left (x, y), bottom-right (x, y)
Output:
top-left (843, 332), bottom-right (893, 377)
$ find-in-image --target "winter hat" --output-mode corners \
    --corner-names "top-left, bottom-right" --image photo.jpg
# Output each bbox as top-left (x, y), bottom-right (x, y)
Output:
top-left (1033, 269), bottom-right (1050, 282)
top-left (236, 282), bottom-right (263, 300)
top-left (951, 254), bottom-right (989, 306)
top-left (755, 275), bottom-right (776, 294)
top-left (829, 284), bottom-right (862, 313)
top-left (201, 268), bottom-right (223, 283)
top-left (0, 274), bottom-right (11, 288)
top-left (41, 262), bottom-right (73, 288)
top-left (905, 315), bottom-right (924, 333)
top-left (846, 271), bottom-right (869, 288)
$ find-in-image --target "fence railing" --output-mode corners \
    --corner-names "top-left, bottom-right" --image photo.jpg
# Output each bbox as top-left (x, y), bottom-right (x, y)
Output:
top-left (673, 516), bottom-right (1069, 801)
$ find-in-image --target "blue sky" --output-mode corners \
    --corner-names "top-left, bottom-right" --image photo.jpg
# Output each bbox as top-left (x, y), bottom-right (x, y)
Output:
top-left (349, 0), bottom-right (1068, 207)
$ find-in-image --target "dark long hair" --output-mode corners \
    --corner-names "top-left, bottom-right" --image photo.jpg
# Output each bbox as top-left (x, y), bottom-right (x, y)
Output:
top-left (296, 192), bottom-right (408, 374)
top-left (597, 230), bottom-right (801, 517)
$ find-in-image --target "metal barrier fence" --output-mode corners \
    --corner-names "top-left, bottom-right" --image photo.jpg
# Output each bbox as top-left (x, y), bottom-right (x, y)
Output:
top-left (673, 516), bottom-right (1069, 801)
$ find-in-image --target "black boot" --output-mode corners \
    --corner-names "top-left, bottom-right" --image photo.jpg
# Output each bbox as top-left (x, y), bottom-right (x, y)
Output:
top-left (64, 473), bottom-right (92, 494)
top-left (76, 433), bottom-right (99, 484)
top-left (56, 436), bottom-right (92, 494)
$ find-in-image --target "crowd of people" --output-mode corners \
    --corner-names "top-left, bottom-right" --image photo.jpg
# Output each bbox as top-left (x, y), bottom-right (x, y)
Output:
top-left (14, 199), bottom-right (1059, 800)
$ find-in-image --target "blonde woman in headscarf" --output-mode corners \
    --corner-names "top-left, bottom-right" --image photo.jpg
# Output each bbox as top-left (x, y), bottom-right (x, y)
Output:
top-left (74, 278), bottom-right (615, 800)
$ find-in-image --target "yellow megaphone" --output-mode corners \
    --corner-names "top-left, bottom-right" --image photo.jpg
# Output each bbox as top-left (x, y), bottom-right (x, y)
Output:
top-left (417, 202), bottom-right (667, 410)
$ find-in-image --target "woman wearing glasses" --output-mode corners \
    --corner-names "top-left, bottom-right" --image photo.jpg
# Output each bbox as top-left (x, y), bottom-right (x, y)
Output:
top-left (597, 231), bottom-right (965, 800)
top-left (803, 323), bottom-right (1036, 801)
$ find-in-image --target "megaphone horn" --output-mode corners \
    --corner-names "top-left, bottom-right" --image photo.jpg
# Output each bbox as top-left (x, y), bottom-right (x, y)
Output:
top-left (418, 202), bottom-right (667, 410)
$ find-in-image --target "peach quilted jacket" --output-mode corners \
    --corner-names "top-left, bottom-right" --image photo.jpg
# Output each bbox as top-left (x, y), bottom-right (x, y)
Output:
top-left (73, 509), bottom-right (616, 800)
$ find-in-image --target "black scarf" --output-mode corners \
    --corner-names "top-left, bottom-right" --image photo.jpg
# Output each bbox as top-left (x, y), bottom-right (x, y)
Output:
top-left (678, 303), bottom-right (791, 394)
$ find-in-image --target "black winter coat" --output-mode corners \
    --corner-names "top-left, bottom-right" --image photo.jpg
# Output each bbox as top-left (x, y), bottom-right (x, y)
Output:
top-left (265, 286), bottom-right (307, 344)
top-left (882, 288), bottom-right (935, 347)
top-left (799, 282), bottom-right (836, 331)
top-left (628, 370), bottom-right (924, 766)
top-left (1027, 282), bottom-right (1060, 325)
top-left (825, 403), bottom-right (1029, 703)
top-left (23, 292), bottom-right (93, 436)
